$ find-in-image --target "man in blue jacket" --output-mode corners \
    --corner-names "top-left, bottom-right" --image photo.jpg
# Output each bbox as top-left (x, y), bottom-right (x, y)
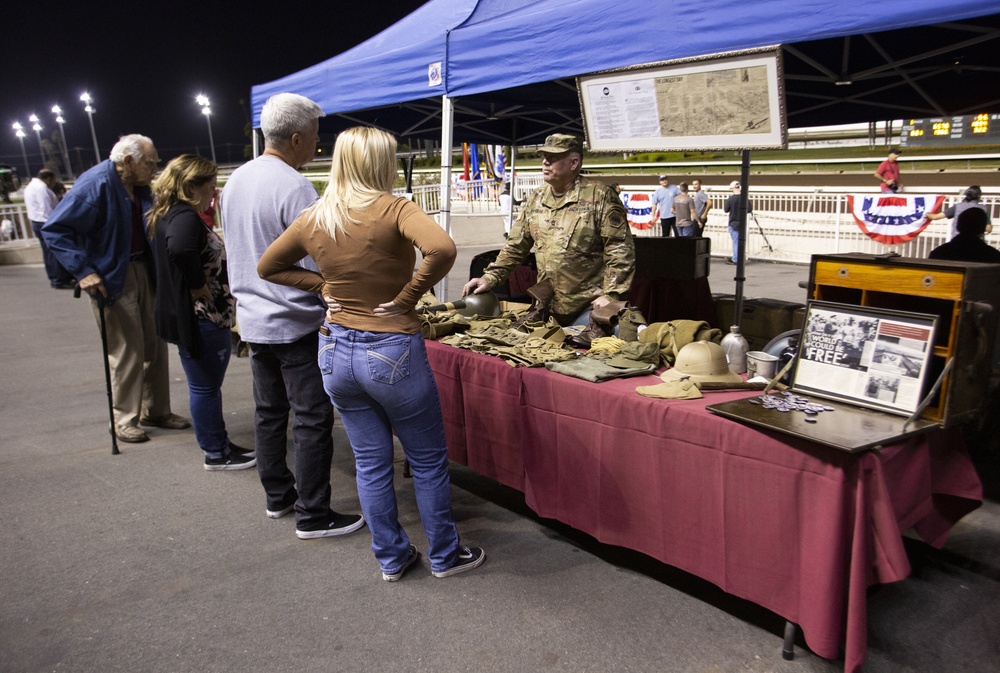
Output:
top-left (42, 134), bottom-right (189, 443)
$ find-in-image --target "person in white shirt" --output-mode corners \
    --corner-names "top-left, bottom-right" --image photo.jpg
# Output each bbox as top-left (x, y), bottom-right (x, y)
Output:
top-left (24, 169), bottom-right (73, 288)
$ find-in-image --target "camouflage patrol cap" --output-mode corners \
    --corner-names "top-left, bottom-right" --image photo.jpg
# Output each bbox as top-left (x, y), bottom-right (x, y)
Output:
top-left (539, 134), bottom-right (583, 154)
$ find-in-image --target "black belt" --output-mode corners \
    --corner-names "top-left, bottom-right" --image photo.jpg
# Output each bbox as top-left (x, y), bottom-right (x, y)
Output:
top-left (130, 251), bottom-right (148, 262)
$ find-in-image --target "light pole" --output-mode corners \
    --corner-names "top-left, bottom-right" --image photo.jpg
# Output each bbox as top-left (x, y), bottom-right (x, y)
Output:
top-left (51, 105), bottom-right (75, 180)
top-left (12, 122), bottom-right (30, 179)
top-left (28, 114), bottom-right (45, 170)
top-left (196, 95), bottom-right (217, 163)
top-left (80, 92), bottom-right (101, 163)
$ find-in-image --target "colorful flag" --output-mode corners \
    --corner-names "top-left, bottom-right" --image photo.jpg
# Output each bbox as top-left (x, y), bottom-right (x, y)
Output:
top-left (847, 194), bottom-right (945, 245)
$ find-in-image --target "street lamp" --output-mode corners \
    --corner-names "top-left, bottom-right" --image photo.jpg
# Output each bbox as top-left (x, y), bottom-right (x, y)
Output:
top-left (28, 114), bottom-right (45, 169)
top-left (196, 94), bottom-right (217, 163)
top-left (80, 92), bottom-right (101, 163)
top-left (12, 122), bottom-right (30, 179)
top-left (51, 105), bottom-right (74, 179)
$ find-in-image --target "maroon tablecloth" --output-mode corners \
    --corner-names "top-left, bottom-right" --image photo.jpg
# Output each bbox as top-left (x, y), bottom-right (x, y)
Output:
top-left (426, 340), bottom-right (982, 672)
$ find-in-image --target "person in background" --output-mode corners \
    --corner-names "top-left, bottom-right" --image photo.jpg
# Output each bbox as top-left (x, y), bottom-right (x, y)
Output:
top-left (671, 182), bottom-right (701, 237)
top-left (498, 182), bottom-right (521, 238)
top-left (463, 134), bottom-right (634, 326)
top-left (258, 126), bottom-right (485, 581)
top-left (874, 147), bottom-right (902, 193)
top-left (690, 179), bottom-right (711, 234)
top-left (651, 174), bottom-right (681, 237)
top-left (221, 93), bottom-right (364, 539)
top-left (149, 155), bottom-right (255, 471)
top-left (24, 168), bottom-right (74, 288)
top-left (723, 181), bottom-right (751, 265)
top-left (42, 134), bottom-right (190, 444)
top-left (926, 185), bottom-right (992, 240)
top-left (928, 208), bottom-right (1000, 263)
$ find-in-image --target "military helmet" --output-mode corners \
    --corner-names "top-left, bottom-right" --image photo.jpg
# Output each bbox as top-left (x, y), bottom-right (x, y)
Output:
top-left (659, 340), bottom-right (743, 384)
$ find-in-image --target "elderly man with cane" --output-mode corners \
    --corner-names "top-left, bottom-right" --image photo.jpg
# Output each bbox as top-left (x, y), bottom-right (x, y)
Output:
top-left (42, 134), bottom-right (189, 445)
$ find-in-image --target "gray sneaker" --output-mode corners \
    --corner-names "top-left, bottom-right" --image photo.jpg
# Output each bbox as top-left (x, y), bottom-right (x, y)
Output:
top-left (432, 546), bottom-right (486, 578)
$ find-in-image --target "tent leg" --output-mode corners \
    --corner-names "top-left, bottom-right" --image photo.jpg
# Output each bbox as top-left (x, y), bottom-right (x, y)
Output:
top-left (437, 94), bottom-right (455, 301)
top-left (733, 150), bottom-right (751, 327)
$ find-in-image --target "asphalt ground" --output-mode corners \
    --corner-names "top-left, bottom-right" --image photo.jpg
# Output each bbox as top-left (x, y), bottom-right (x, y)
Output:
top-left (1, 256), bottom-right (998, 673)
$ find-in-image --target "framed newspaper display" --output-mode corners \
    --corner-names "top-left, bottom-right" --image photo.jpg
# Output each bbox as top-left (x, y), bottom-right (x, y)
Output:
top-left (577, 47), bottom-right (787, 152)
top-left (794, 301), bottom-right (938, 417)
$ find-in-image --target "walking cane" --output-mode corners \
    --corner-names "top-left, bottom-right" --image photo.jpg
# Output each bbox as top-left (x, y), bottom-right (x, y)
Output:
top-left (75, 286), bottom-right (120, 455)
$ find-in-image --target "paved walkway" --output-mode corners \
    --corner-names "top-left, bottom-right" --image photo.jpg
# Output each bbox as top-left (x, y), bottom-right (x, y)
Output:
top-left (1, 260), bottom-right (997, 673)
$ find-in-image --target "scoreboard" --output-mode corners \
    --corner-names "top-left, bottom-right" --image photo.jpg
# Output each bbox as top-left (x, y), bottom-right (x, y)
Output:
top-left (900, 114), bottom-right (1000, 148)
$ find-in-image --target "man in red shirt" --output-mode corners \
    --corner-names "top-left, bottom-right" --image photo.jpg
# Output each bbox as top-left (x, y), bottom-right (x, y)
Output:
top-left (874, 147), bottom-right (902, 193)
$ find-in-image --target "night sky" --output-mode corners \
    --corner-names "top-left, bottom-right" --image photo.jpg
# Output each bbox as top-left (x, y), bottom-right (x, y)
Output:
top-left (3, 0), bottom-right (428, 173)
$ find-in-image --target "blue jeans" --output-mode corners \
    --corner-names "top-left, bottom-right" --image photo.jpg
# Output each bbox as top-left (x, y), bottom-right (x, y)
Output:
top-left (249, 332), bottom-right (334, 528)
top-left (177, 319), bottom-right (232, 459)
top-left (319, 324), bottom-right (460, 574)
top-left (729, 226), bottom-right (740, 263)
top-left (677, 224), bottom-right (695, 237)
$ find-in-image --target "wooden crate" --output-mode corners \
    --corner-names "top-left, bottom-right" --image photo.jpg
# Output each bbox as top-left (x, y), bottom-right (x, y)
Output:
top-left (807, 253), bottom-right (1000, 427)
top-left (634, 237), bottom-right (710, 280)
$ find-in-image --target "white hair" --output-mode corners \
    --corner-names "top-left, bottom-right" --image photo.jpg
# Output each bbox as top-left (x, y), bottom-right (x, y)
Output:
top-left (261, 93), bottom-right (324, 147)
top-left (110, 134), bottom-right (154, 164)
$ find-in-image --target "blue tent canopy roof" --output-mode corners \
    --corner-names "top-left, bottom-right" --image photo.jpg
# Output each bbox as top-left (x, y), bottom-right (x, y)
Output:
top-left (251, 0), bottom-right (1000, 134)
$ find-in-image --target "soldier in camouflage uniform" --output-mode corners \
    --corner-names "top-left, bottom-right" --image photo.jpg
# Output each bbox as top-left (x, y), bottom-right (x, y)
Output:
top-left (463, 134), bottom-right (635, 325)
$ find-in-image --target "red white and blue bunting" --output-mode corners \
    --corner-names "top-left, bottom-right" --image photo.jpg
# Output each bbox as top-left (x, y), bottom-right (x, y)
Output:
top-left (847, 194), bottom-right (945, 245)
top-left (623, 192), bottom-right (656, 231)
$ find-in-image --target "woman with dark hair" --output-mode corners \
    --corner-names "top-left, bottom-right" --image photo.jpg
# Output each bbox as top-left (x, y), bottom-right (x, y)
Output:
top-left (258, 126), bottom-right (485, 581)
top-left (149, 154), bottom-right (255, 471)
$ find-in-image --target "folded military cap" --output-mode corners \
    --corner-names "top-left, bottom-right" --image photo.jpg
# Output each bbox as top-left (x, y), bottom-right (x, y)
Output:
top-left (539, 134), bottom-right (583, 154)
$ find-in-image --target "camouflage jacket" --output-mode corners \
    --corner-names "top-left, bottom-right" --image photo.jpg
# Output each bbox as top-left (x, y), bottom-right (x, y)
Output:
top-left (481, 177), bottom-right (635, 317)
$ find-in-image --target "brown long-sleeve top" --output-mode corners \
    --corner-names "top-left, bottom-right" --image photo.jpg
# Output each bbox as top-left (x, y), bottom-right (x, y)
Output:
top-left (257, 193), bottom-right (457, 335)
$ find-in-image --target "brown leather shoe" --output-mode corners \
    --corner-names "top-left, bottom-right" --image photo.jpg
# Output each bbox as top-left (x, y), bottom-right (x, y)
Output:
top-left (115, 424), bottom-right (149, 443)
top-left (139, 413), bottom-right (191, 430)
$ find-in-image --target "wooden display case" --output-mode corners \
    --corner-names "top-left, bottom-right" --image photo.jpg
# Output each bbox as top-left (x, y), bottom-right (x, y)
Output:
top-left (807, 253), bottom-right (1000, 427)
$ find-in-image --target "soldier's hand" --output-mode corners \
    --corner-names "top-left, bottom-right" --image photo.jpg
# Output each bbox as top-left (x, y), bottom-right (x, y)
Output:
top-left (463, 277), bottom-right (491, 296)
top-left (591, 295), bottom-right (613, 309)
top-left (79, 272), bottom-right (106, 298)
top-left (373, 300), bottom-right (407, 317)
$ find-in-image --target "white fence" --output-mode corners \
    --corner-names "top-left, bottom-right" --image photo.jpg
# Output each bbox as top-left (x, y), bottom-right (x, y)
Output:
top-left (398, 176), bottom-right (1000, 264)
top-left (6, 181), bottom-right (997, 266)
top-left (0, 203), bottom-right (32, 243)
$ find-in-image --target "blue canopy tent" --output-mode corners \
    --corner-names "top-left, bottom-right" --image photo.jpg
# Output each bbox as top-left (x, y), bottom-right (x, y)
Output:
top-left (250, 0), bottom-right (999, 297)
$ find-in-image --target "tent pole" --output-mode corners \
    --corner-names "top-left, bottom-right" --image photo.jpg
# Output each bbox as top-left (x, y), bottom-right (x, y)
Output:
top-left (734, 150), bottom-right (751, 329)
top-left (252, 128), bottom-right (260, 158)
top-left (437, 94), bottom-right (455, 300)
top-left (508, 119), bottom-right (518, 225)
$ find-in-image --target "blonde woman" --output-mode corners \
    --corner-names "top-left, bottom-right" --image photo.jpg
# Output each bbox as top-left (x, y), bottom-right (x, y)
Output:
top-left (258, 127), bottom-right (485, 581)
top-left (149, 155), bottom-right (254, 471)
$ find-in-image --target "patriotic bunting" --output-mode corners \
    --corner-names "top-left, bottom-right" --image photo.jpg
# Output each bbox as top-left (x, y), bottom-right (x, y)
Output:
top-left (623, 192), bottom-right (656, 231)
top-left (847, 194), bottom-right (945, 245)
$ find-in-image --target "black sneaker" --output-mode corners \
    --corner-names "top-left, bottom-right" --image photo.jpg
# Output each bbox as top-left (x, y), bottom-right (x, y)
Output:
top-left (432, 546), bottom-right (486, 578)
top-left (266, 495), bottom-right (297, 519)
top-left (296, 511), bottom-right (366, 539)
top-left (204, 453), bottom-right (257, 471)
top-left (228, 441), bottom-right (255, 457)
top-left (382, 545), bottom-right (421, 582)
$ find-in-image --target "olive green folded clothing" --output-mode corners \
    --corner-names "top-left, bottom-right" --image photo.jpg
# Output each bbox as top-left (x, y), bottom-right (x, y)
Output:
top-left (546, 356), bottom-right (656, 382)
